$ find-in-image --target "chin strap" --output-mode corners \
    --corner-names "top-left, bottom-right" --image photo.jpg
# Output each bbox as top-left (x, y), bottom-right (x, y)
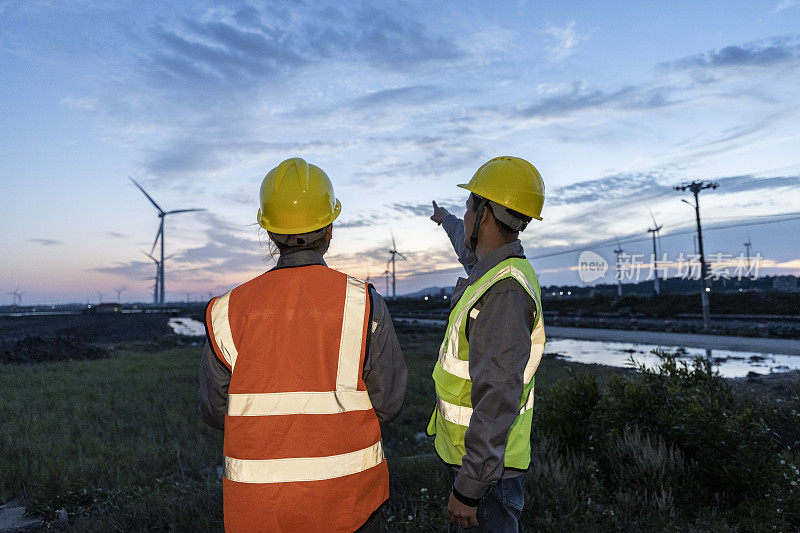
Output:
top-left (468, 197), bottom-right (488, 251)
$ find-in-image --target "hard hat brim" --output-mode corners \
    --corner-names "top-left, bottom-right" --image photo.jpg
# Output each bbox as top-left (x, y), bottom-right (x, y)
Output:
top-left (258, 199), bottom-right (341, 234)
top-left (457, 184), bottom-right (543, 221)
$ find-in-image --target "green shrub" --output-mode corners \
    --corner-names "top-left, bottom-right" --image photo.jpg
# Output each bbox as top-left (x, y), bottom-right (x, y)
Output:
top-left (599, 352), bottom-right (776, 506)
top-left (535, 371), bottom-right (601, 453)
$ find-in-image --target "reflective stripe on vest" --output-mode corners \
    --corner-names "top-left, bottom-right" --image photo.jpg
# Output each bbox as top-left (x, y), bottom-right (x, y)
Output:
top-left (224, 441), bottom-right (384, 484)
top-left (228, 390), bottom-right (373, 416)
top-left (437, 264), bottom-right (545, 383)
top-left (437, 388), bottom-right (535, 428)
top-left (209, 274), bottom-right (383, 484)
top-left (209, 290), bottom-right (238, 369)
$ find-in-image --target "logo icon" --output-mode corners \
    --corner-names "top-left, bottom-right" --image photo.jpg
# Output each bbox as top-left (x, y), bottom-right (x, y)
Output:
top-left (577, 251), bottom-right (608, 283)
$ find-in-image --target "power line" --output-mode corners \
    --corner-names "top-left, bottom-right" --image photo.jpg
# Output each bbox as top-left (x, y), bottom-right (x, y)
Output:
top-left (392, 211), bottom-right (800, 280)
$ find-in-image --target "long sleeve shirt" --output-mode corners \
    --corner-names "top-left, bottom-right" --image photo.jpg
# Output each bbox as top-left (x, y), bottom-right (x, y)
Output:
top-left (440, 213), bottom-right (537, 501)
top-left (198, 249), bottom-right (408, 430)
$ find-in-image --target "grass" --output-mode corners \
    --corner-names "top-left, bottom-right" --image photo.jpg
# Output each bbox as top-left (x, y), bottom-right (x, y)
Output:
top-left (4, 323), bottom-right (792, 531)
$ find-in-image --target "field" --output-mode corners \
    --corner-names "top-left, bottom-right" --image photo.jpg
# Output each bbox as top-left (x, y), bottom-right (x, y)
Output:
top-left (1, 321), bottom-right (799, 531)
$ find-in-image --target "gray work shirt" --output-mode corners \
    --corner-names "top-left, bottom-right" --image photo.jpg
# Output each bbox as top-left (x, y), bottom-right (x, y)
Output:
top-left (440, 213), bottom-right (537, 500)
top-left (198, 249), bottom-right (408, 430)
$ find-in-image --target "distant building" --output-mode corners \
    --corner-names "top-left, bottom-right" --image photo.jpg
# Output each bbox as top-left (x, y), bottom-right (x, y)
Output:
top-left (772, 276), bottom-right (800, 293)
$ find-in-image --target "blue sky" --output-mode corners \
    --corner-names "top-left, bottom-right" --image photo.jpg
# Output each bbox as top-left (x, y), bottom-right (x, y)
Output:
top-left (2, 0), bottom-right (800, 304)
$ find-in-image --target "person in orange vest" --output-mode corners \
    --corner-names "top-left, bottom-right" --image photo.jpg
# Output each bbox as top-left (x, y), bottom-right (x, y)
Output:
top-left (198, 157), bottom-right (408, 532)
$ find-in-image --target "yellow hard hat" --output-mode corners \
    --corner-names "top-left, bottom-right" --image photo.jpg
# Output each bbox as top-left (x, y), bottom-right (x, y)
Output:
top-left (257, 157), bottom-right (342, 234)
top-left (458, 156), bottom-right (545, 221)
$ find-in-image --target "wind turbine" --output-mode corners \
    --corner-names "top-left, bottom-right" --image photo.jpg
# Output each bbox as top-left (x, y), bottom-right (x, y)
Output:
top-left (387, 232), bottom-right (406, 299)
top-left (744, 235), bottom-right (753, 268)
top-left (7, 287), bottom-right (23, 306)
top-left (647, 210), bottom-right (664, 295)
top-left (130, 177), bottom-right (205, 305)
top-left (115, 287), bottom-right (127, 302)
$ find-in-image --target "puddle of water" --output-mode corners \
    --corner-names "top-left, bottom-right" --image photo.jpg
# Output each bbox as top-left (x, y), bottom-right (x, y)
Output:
top-left (180, 314), bottom-right (795, 378)
top-left (546, 338), bottom-right (798, 378)
top-left (169, 317), bottom-right (205, 337)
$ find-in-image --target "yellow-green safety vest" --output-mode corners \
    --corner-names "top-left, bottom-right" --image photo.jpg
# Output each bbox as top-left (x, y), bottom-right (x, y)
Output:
top-left (426, 257), bottom-right (545, 469)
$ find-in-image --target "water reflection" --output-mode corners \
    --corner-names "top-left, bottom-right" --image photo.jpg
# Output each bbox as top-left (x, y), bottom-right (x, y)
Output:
top-left (546, 338), bottom-right (798, 378)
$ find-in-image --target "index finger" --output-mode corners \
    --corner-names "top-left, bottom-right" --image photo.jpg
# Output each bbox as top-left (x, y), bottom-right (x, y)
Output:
top-left (432, 200), bottom-right (438, 209)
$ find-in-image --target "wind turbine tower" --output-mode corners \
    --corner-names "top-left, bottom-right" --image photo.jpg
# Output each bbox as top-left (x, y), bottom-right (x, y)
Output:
top-left (387, 232), bottom-right (406, 299)
top-left (130, 177), bottom-right (206, 305)
top-left (143, 251), bottom-right (160, 305)
top-left (744, 235), bottom-right (753, 268)
top-left (647, 211), bottom-right (664, 295)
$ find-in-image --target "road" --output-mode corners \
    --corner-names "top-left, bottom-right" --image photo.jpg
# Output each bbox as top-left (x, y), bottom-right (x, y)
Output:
top-left (547, 326), bottom-right (800, 355)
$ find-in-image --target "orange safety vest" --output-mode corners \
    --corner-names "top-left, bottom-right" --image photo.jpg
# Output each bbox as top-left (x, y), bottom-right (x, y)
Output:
top-left (205, 264), bottom-right (389, 532)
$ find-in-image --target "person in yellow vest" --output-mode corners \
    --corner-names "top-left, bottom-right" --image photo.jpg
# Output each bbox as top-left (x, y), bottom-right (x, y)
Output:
top-left (428, 156), bottom-right (545, 531)
top-left (198, 157), bottom-right (408, 532)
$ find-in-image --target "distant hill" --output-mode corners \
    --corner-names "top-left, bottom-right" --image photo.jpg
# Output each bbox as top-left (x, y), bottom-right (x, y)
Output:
top-left (401, 286), bottom-right (453, 298)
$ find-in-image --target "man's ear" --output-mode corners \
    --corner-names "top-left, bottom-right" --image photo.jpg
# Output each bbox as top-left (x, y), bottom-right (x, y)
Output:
top-left (325, 225), bottom-right (333, 241)
top-left (479, 206), bottom-right (491, 227)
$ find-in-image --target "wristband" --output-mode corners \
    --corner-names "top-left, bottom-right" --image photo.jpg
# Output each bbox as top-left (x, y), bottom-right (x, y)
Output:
top-left (452, 487), bottom-right (480, 507)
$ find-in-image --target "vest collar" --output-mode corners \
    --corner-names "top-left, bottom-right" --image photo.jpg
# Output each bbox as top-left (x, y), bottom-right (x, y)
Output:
top-left (275, 249), bottom-right (327, 269)
top-left (467, 240), bottom-right (525, 285)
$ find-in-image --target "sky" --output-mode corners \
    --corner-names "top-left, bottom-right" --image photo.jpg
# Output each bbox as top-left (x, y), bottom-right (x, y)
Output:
top-left (2, 0), bottom-right (800, 304)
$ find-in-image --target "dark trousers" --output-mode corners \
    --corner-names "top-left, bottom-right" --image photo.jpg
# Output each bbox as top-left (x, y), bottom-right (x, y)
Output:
top-left (446, 469), bottom-right (525, 533)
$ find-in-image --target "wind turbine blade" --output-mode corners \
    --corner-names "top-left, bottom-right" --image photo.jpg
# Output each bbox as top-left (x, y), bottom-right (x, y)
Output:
top-left (166, 208), bottom-right (206, 215)
top-left (150, 220), bottom-right (163, 257)
top-left (142, 250), bottom-right (159, 264)
top-left (391, 230), bottom-right (396, 250)
top-left (647, 208), bottom-right (659, 229)
top-left (129, 177), bottom-right (164, 213)
top-left (397, 252), bottom-right (407, 260)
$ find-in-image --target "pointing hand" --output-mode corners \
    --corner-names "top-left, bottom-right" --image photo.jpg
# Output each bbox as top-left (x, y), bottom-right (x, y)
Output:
top-left (430, 201), bottom-right (449, 226)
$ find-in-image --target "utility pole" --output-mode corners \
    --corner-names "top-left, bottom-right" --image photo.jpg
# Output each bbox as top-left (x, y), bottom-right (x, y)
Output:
top-left (613, 240), bottom-right (624, 297)
top-left (674, 180), bottom-right (718, 331)
top-left (647, 213), bottom-right (663, 295)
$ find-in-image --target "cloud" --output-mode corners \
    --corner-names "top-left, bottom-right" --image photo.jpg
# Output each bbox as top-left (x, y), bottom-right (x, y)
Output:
top-left (775, 0), bottom-right (798, 12)
top-left (146, 6), bottom-right (462, 89)
top-left (144, 139), bottom-right (353, 175)
top-left (106, 232), bottom-right (127, 238)
top-left (542, 21), bottom-right (584, 61)
top-left (350, 85), bottom-right (444, 109)
top-left (94, 213), bottom-right (266, 290)
top-left (60, 97), bottom-right (97, 110)
top-left (352, 135), bottom-right (484, 182)
top-left (335, 215), bottom-right (380, 229)
top-left (512, 82), bottom-right (676, 122)
top-left (29, 238), bottom-right (62, 246)
top-left (546, 171), bottom-right (674, 206)
top-left (389, 201), bottom-right (463, 217)
top-left (94, 260), bottom-right (155, 280)
top-left (775, 258), bottom-right (800, 268)
top-left (660, 37), bottom-right (800, 71)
